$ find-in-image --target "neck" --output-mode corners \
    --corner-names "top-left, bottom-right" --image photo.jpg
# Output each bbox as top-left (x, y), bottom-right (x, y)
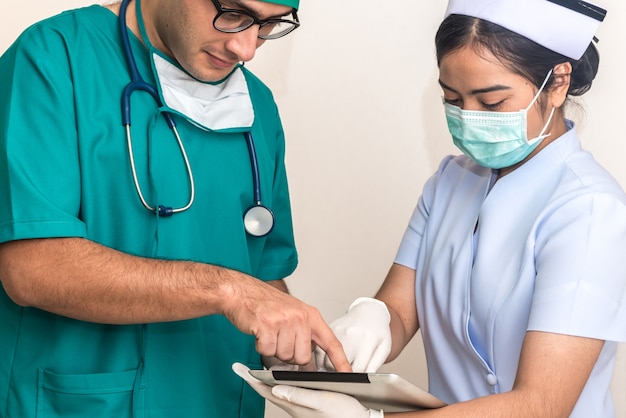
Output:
top-left (106, 0), bottom-right (142, 40)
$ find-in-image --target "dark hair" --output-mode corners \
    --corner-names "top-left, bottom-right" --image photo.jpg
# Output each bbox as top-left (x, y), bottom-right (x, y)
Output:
top-left (435, 14), bottom-right (600, 97)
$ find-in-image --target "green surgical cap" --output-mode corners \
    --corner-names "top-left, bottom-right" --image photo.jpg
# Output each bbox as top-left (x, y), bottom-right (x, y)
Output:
top-left (258, 0), bottom-right (299, 10)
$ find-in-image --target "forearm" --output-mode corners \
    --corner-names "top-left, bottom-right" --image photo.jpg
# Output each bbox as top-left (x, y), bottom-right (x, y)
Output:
top-left (389, 332), bottom-right (602, 418)
top-left (0, 237), bottom-right (353, 369)
top-left (0, 237), bottom-right (257, 324)
top-left (375, 263), bottom-right (420, 362)
top-left (266, 278), bottom-right (289, 293)
top-left (388, 391), bottom-right (545, 418)
top-left (384, 303), bottom-right (413, 362)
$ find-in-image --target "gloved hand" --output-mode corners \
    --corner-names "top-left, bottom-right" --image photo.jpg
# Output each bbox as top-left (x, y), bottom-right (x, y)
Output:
top-left (315, 297), bottom-right (391, 372)
top-left (232, 362), bottom-right (383, 418)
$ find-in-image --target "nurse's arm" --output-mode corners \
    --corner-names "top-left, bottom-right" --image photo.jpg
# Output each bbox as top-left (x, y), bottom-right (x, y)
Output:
top-left (0, 237), bottom-right (350, 371)
top-left (387, 331), bottom-right (604, 417)
top-left (375, 263), bottom-right (420, 362)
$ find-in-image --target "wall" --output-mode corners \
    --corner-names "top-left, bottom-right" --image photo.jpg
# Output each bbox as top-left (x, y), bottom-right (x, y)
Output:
top-left (1, 1), bottom-right (624, 417)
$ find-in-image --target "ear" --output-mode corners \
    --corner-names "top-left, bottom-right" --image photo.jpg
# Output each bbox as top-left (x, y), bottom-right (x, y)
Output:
top-left (548, 62), bottom-right (572, 108)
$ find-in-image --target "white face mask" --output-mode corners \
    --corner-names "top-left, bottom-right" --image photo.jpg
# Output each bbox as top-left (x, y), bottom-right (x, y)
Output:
top-left (136, 0), bottom-right (254, 132)
top-left (444, 70), bottom-right (555, 169)
top-left (152, 54), bottom-right (254, 131)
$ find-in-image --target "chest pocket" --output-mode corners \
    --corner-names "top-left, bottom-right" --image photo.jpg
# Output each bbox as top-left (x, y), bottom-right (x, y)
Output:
top-left (36, 367), bottom-right (145, 418)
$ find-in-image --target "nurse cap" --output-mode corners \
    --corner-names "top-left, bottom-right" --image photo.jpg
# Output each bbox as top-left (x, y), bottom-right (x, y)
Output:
top-left (444, 0), bottom-right (607, 60)
top-left (257, 0), bottom-right (299, 10)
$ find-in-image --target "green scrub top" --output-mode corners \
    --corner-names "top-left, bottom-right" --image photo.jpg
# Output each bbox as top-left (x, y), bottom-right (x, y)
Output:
top-left (0, 6), bottom-right (298, 418)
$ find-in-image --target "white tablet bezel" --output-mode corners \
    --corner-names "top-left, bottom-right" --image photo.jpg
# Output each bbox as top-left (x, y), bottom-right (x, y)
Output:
top-left (249, 370), bottom-right (446, 412)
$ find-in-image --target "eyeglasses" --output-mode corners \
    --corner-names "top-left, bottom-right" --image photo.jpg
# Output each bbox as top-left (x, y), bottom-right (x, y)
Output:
top-left (211, 0), bottom-right (300, 40)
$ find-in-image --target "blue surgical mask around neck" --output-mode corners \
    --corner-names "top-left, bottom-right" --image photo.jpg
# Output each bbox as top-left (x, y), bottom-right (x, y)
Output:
top-left (444, 70), bottom-right (555, 169)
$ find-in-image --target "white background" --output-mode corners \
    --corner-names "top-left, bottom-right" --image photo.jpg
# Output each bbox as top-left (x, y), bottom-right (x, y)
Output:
top-left (1, 1), bottom-right (624, 417)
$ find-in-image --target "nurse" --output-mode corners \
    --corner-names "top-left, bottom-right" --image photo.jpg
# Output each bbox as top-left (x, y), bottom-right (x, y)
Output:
top-left (0, 0), bottom-right (350, 417)
top-left (236, 0), bottom-right (626, 417)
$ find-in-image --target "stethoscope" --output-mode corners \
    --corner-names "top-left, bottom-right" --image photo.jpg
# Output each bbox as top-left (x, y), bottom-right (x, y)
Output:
top-left (117, 0), bottom-right (274, 237)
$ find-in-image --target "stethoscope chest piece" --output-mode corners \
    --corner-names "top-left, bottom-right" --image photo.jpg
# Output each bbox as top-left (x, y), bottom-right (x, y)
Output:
top-left (244, 204), bottom-right (274, 237)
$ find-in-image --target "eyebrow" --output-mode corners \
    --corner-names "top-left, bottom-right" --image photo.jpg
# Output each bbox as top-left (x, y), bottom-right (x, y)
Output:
top-left (438, 79), bottom-right (512, 95)
top-left (221, 0), bottom-right (292, 19)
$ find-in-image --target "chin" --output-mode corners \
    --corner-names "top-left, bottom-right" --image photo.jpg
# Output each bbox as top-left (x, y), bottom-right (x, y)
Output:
top-left (191, 66), bottom-right (235, 83)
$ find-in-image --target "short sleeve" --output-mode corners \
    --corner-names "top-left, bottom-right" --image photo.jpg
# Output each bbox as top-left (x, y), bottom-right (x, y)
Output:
top-left (0, 29), bottom-right (86, 243)
top-left (394, 156), bottom-right (456, 269)
top-left (240, 70), bottom-right (297, 281)
top-left (529, 193), bottom-right (626, 342)
top-left (254, 116), bottom-right (298, 281)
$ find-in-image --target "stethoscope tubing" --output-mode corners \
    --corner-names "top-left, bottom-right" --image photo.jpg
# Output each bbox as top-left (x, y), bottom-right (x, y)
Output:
top-left (245, 132), bottom-right (262, 204)
top-left (119, 0), bottom-right (194, 217)
top-left (117, 0), bottom-right (273, 236)
top-left (119, 0), bottom-right (171, 127)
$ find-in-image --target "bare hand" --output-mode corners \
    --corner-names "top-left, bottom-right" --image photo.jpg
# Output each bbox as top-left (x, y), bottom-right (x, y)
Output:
top-left (223, 277), bottom-right (352, 372)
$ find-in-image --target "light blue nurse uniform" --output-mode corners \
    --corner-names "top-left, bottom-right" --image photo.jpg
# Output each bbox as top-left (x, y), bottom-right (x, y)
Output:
top-left (0, 5), bottom-right (297, 418)
top-left (395, 123), bottom-right (626, 417)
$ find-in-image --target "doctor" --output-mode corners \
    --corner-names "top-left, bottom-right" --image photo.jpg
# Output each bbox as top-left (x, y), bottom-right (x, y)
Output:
top-left (236, 0), bottom-right (626, 417)
top-left (0, 0), bottom-right (350, 417)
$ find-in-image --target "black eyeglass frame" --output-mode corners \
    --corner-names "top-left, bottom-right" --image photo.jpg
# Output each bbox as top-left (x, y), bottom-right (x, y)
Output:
top-left (210, 0), bottom-right (300, 40)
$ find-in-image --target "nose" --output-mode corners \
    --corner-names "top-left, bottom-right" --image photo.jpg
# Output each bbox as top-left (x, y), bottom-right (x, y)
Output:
top-left (226, 26), bottom-right (264, 63)
top-left (457, 98), bottom-right (482, 112)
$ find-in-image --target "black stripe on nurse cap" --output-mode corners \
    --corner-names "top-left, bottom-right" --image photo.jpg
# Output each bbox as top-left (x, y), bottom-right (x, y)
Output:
top-left (547, 0), bottom-right (606, 22)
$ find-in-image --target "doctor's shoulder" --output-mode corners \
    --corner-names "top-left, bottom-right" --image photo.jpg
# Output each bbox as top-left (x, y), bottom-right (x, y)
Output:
top-left (2, 6), bottom-right (116, 66)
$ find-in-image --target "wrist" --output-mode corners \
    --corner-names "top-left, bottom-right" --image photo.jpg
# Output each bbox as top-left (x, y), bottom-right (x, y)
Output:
top-left (206, 265), bottom-right (246, 315)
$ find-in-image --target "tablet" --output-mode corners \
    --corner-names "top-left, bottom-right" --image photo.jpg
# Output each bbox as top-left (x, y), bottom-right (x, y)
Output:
top-left (249, 370), bottom-right (446, 412)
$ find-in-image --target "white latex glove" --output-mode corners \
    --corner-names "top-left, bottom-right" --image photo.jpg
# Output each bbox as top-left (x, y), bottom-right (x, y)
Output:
top-left (232, 362), bottom-right (383, 418)
top-left (315, 297), bottom-right (391, 372)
